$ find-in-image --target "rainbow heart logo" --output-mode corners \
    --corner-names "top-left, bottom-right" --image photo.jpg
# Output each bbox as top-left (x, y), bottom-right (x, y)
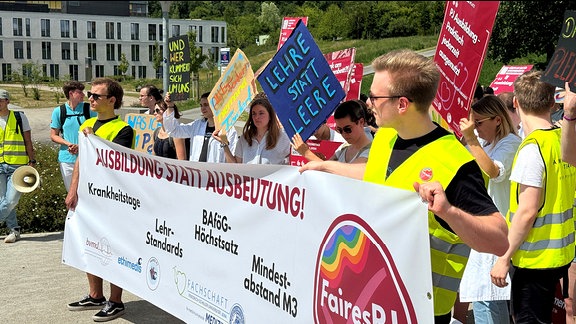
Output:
top-left (313, 214), bottom-right (417, 323)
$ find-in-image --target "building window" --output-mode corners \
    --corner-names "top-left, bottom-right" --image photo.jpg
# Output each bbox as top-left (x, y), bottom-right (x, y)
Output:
top-left (73, 21), bottom-right (77, 38)
top-left (87, 21), bottom-right (96, 39)
top-left (26, 41), bottom-right (31, 59)
top-left (131, 23), bottom-right (139, 40)
top-left (117, 44), bottom-right (122, 61)
top-left (148, 24), bottom-right (156, 41)
top-left (0, 18), bottom-right (2, 35)
top-left (106, 22), bottom-right (114, 40)
top-left (148, 45), bottom-right (155, 62)
top-left (221, 27), bottom-right (226, 43)
top-left (42, 42), bottom-right (51, 59)
top-left (25, 18), bottom-right (30, 36)
top-left (198, 26), bottom-right (203, 42)
top-left (211, 26), bottom-right (219, 43)
top-left (117, 22), bottom-right (121, 39)
top-left (113, 65), bottom-right (119, 76)
top-left (139, 66), bottom-right (146, 79)
top-left (172, 25), bottom-right (180, 37)
top-left (0, 40), bottom-right (3, 59)
top-left (88, 43), bottom-right (97, 60)
top-left (14, 41), bottom-right (24, 59)
top-left (2, 63), bottom-right (12, 81)
top-left (69, 65), bottom-right (79, 81)
top-left (131, 66), bottom-right (136, 78)
top-left (131, 44), bottom-right (139, 61)
top-left (159, 24), bottom-right (163, 41)
top-left (41, 19), bottom-right (51, 37)
top-left (61, 20), bottom-right (70, 38)
top-left (49, 64), bottom-right (59, 80)
top-left (73, 43), bottom-right (78, 60)
top-left (106, 44), bottom-right (115, 61)
top-left (211, 47), bottom-right (219, 63)
top-left (13, 18), bottom-right (23, 36)
top-left (95, 65), bottom-right (104, 78)
top-left (62, 42), bottom-right (71, 60)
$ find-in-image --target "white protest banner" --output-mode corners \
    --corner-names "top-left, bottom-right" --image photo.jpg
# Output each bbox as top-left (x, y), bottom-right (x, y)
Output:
top-left (63, 135), bottom-right (434, 323)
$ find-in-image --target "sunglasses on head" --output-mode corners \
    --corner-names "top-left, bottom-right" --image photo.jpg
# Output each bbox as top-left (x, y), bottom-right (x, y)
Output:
top-left (335, 126), bottom-right (353, 134)
top-left (154, 108), bottom-right (164, 114)
top-left (87, 92), bottom-right (109, 101)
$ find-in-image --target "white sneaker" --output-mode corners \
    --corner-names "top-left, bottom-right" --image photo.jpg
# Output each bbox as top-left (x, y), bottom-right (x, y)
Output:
top-left (4, 230), bottom-right (20, 243)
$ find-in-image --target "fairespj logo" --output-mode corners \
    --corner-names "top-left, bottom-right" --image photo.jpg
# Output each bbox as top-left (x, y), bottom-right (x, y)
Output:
top-left (313, 214), bottom-right (417, 324)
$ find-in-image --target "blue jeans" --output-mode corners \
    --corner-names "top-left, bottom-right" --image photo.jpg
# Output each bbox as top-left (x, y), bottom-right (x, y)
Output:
top-left (0, 163), bottom-right (23, 231)
top-left (473, 300), bottom-right (510, 324)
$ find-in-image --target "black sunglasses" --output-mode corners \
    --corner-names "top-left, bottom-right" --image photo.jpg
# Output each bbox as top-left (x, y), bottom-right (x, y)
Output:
top-left (335, 125), bottom-right (353, 134)
top-left (87, 91), bottom-right (109, 101)
top-left (154, 108), bottom-right (164, 114)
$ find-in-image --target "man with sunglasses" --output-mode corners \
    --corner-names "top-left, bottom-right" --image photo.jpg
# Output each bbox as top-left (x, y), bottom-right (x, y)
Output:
top-left (50, 81), bottom-right (97, 191)
top-left (65, 77), bottom-right (134, 322)
top-left (300, 49), bottom-right (509, 323)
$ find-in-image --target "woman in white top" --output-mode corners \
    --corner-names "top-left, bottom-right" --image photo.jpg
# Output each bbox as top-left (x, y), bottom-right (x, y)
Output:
top-left (292, 100), bottom-right (372, 163)
top-left (458, 95), bottom-right (522, 324)
top-left (215, 92), bottom-right (290, 165)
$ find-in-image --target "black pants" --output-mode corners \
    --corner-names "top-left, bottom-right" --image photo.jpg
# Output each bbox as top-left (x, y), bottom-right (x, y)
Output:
top-left (511, 264), bottom-right (570, 324)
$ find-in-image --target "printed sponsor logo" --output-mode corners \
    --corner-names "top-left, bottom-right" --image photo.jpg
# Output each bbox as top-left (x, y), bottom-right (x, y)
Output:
top-left (146, 257), bottom-right (160, 290)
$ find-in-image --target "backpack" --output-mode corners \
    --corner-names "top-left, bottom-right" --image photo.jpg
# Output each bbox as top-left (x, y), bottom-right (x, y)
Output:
top-left (59, 102), bottom-right (91, 136)
top-left (13, 111), bottom-right (23, 135)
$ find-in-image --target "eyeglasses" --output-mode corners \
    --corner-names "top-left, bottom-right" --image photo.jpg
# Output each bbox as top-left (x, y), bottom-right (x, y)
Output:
top-left (87, 92), bottom-right (109, 101)
top-left (368, 92), bottom-right (413, 106)
top-left (335, 125), bottom-right (353, 134)
top-left (154, 108), bottom-right (164, 114)
top-left (474, 117), bottom-right (494, 127)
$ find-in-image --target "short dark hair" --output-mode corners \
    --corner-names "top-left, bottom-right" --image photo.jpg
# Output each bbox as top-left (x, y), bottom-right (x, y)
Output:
top-left (63, 81), bottom-right (85, 100)
top-left (200, 92), bottom-right (210, 99)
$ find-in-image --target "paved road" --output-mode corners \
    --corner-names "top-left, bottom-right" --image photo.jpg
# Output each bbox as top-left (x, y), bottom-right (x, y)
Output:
top-left (0, 231), bottom-right (184, 324)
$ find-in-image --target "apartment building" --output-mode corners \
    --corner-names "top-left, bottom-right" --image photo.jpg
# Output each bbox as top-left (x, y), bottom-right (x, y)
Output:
top-left (0, 1), bottom-right (227, 81)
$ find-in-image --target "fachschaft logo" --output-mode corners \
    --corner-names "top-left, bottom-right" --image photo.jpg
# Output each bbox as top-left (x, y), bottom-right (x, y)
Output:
top-left (146, 257), bottom-right (161, 291)
top-left (229, 304), bottom-right (245, 324)
top-left (85, 236), bottom-right (113, 266)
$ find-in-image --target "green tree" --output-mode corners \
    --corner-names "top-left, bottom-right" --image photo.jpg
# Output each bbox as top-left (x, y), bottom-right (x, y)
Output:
top-left (12, 62), bottom-right (43, 100)
top-left (152, 41), bottom-right (163, 78)
top-left (258, 2), bottom-right (281, 34)
top-left (489, 1), bottom-right (576, 68)
top-left (316, 4), bottom-right (349, 40)
top-left (118, 53), bottom-right (129, 77)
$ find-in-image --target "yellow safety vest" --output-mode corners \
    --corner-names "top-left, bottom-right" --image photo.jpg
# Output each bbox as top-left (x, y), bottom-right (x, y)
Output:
top-left (364, 128), bottom-right (475, 316)
top-left (80, 117), bottom-right (134, 149)
top-left (0, 111), bottom-right (28, 164)
top-left (508, 128), bottom-right (576, 269)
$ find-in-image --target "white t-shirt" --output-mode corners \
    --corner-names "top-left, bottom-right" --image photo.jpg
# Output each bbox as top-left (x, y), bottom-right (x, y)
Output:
top-left (509, 143), bottom-right (544, 187)
top-left (234, 129), bottom-right (291, 165)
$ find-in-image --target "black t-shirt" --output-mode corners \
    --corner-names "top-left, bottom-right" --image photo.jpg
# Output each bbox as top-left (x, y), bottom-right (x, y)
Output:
top-left (198, 124), bottom-right (216, 162)
top-left (92, 117), bottom-right (134, 149)
top-left (153, 129), bottom-right (177, 159)
top-left (388, 124), bottom-right (498, 233)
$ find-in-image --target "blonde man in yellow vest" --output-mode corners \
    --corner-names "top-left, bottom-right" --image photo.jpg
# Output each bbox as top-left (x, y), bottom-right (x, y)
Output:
top-left (0, 89), bottom-right (36, 243)
top-left (300, 49), bottom-right (509, 323)
top-left (491, 70), bottom-right (576, 323)
top-left (65, 78), bottom-right (134, 322)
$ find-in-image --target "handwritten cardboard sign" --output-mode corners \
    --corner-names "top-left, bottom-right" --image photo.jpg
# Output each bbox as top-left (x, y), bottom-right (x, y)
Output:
top-left (257, 21), bottom-right (346, 142)
top-left (208, 49), bottom-right (257, 133)
top-left (124, 113), bottom-right (160, 154)
top-left (542, 10), bottom-right (576, 91)
top-left (167, 35), bottom-right (191, 101)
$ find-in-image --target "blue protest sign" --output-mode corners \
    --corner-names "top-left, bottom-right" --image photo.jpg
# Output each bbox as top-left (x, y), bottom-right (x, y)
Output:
top-left (257, 21), bottom-right (345, 141)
